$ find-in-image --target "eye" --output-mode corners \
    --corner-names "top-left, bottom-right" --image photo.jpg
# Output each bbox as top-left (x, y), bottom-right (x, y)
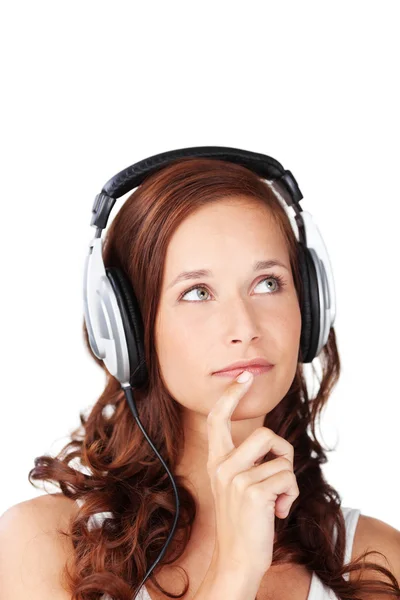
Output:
top-left (178, 273), bottom-right (286, 302)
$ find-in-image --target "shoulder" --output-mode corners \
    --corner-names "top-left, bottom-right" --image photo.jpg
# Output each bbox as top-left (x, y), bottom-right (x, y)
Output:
top-left (0, 493), bottom-right (77, 599)
top-left (352, 512), bottom-right (400, 586)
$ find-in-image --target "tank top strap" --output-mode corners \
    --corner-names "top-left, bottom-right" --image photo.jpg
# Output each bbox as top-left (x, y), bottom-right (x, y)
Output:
top-left (337, 506), bottom-right (361, 581)
top-left (308, 506), bottom-right (362, 599)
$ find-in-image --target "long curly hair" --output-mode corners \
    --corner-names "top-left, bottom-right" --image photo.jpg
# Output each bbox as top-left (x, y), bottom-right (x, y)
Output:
top-left (29, 157), bottom-right (400, 600)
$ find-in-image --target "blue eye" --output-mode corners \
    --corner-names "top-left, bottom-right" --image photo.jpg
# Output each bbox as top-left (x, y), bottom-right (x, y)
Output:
top-left (178, 273), bottom-right (286, 302)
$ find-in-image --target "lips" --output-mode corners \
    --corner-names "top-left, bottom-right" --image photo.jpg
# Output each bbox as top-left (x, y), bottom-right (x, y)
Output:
top-left (212, 365), bottom-right (274, 378)
top-left (213, 357), bottom-right (273, 375)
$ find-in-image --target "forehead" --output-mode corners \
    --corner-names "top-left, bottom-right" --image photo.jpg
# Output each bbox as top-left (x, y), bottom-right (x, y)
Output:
top-left (163, 199), bottom-right (290, 277)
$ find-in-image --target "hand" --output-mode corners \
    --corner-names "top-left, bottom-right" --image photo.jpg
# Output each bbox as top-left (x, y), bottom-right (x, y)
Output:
top-left (206, 370), bottom-right (299, 575)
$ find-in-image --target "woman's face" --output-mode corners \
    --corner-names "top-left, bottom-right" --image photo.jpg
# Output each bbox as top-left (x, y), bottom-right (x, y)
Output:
top-left (155, 197), bottom-right (302, 429)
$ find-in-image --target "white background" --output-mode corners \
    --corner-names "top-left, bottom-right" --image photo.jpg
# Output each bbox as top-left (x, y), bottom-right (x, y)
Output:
top-left (1, 2), bottom-right (399, 530)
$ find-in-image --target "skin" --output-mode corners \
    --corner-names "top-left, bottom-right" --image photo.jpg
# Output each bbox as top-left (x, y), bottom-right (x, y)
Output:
top-left (154, 196), bottom-right (302, 534)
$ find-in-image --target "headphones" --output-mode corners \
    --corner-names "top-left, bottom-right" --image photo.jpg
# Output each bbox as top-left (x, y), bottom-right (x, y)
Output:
top-left (82, 146), bottom-right (336, 597)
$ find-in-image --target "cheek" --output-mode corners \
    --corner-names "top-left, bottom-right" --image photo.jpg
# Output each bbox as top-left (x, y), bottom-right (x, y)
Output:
top-left (158, 320), bottom-right (209, 372)
top-left (275, 299), bottom-right (302, 347)
top-left (161, 310), bottom-right (212, 369)
top-left (156, 328), bottom-right (211, 409)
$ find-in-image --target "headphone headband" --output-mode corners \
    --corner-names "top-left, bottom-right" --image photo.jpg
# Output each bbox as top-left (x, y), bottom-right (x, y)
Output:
top-left (90, 146), bottom-right (304, 231)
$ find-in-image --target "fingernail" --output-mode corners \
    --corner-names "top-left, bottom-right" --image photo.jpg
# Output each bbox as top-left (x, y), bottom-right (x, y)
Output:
top-left (236, 370), bottom-right (252, 383)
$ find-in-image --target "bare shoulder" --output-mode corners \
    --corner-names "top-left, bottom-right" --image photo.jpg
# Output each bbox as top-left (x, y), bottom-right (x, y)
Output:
top-left (0, 493), bottom-right (78, 599)
top-left (352, 513), bottom-right (400, 586)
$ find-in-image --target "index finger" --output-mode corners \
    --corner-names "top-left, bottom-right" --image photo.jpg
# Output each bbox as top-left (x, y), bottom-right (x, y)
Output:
top-left (206, 372), bottom-right (254, 465)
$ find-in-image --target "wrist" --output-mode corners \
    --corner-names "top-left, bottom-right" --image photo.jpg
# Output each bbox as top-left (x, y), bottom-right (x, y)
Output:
top-left (208, 554), bottom-right (266, 596)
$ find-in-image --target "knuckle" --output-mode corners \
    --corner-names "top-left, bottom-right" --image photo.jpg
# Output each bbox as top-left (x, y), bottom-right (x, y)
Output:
top-left (256, 428), bottom-right (294, 459)
top-left (284, 469), bottom-right (299, 494)
top-left (279, 456), bottom-right (293, 469)
top-left (232, 471), bottom-right (248, 492)
top-left (288, 443), bottom-right (295, 461)
top-left (281, 468), bottom-right (294, 481)
top-left (253, 427), bottom-right (273, 448)
top-left (247, 484), bottom-right (262, 503)
top-left (257, 426), bottom-right (272, 439)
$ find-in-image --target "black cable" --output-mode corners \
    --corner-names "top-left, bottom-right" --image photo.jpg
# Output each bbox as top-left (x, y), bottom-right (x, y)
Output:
top-left (122, 385), bottom-right (181, 599)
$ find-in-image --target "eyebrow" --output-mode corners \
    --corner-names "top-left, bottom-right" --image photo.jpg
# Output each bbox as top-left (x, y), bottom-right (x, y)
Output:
top-left (167, 259), bottom-right (290, 290)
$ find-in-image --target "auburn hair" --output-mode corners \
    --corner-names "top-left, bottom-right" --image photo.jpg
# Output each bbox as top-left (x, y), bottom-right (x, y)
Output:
top-left (29, 157), bottom-right (400, 599)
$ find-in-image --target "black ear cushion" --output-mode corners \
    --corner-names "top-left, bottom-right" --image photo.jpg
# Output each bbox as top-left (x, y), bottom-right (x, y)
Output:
top-left (304, 248), bottom-right (321, 362)
top-left (297, 244), bottom-right (321, 363)
top-left (105, 267), bottom-right (148, 387)
top-left (297, 244), bottom-right (313, 363)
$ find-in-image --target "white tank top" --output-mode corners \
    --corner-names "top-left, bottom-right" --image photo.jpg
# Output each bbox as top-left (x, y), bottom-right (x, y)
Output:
top-left (75, 499), bottom-right (360, 600)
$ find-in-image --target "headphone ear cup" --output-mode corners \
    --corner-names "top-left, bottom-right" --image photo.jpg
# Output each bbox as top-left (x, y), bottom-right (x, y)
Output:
top-left (297, 243), bottom-right (320, 363)
top-left (105, 267), bottom-right (148, 387)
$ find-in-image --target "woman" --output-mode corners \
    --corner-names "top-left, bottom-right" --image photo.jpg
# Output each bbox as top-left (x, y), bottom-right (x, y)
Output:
top-left (1, 153), bottom-right (400, 599)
